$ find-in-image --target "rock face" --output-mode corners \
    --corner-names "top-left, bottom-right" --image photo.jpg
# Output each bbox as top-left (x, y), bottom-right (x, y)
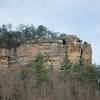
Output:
top-left (82, 42), bottom-right (92, 66)
top-left (0, 35), bottom-right (92, 69)
top-left (65, 35), bottom-right (82, 64)
top-left (65, 35), bottom-right (92, 65)
top-left (38, 38), bottom-right (65, 69)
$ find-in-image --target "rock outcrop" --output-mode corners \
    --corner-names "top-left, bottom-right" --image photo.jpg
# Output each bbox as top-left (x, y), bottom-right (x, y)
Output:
top-left (82, 42), bottom-right (92, 66)
top-left (65, 35), bottom-right (92, 65)
top-left (65, 35), bottom-right (82, 64)
top-left (0, 35), bottom-right (92, 70)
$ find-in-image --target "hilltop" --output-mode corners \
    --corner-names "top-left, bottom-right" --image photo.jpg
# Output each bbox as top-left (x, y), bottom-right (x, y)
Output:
top-left (0, 24), bottom-right (100, 100)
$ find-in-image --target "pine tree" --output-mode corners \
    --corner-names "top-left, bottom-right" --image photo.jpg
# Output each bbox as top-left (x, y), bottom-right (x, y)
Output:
top-left (34, 53), bottom-right (48, 84)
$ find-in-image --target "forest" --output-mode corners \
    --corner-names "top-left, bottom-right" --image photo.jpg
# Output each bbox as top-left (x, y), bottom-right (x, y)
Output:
top-left (0, 24), bottom-right (66, 49)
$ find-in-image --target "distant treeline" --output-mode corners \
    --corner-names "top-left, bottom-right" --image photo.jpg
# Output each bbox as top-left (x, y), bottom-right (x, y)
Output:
top-left (0, 24), bottom-right (67, 49)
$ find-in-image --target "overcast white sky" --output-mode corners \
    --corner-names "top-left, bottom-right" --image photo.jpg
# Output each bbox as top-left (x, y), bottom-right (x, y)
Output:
top-left (0, 0), bottom-right (100, 64)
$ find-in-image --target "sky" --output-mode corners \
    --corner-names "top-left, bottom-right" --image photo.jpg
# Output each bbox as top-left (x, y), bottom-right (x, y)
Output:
top-left (0, 0), bottom-right (100, 64)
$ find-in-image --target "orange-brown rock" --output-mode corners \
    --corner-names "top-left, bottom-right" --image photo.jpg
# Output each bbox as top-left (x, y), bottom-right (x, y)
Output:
top-left (82, 42), bottom-right (92, 65)
top-left (65, 35), bottom-right (92, 66)
top-left (0, 36), bottom-right (92, 69)
top-left (65, 35), bottom-right (82, 64)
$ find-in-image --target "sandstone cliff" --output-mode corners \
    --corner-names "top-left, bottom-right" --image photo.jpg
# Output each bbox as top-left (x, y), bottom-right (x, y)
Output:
top-left (0, 35), bottom-right (92, 69)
